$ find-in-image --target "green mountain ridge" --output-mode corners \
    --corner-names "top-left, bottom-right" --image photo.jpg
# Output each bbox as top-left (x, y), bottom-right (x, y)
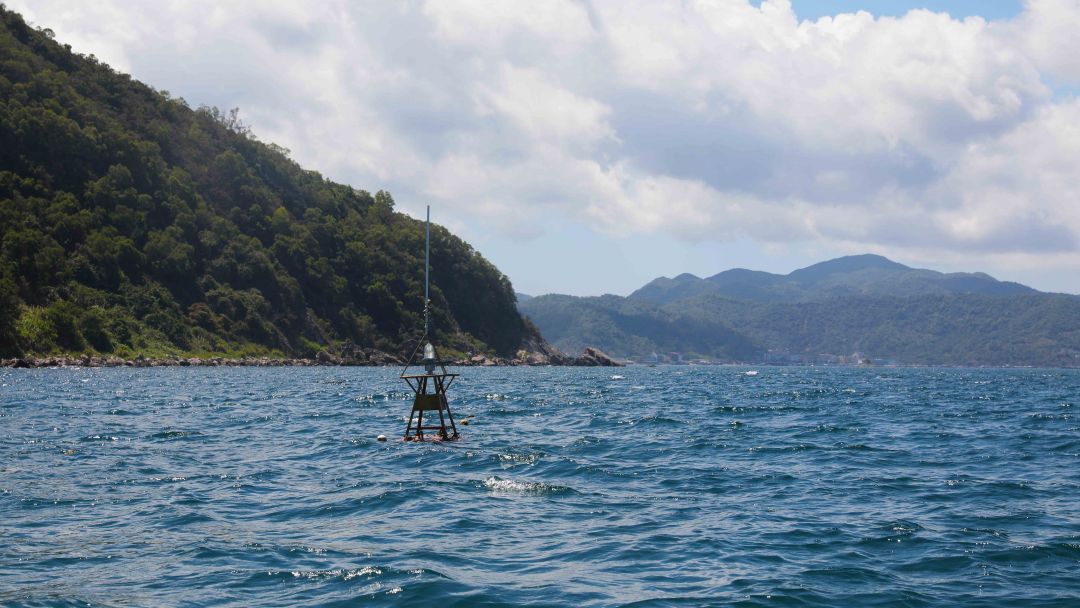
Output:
top-left (631, 254), bottom-right (1037, 304)
top-left (0, 8), bottom-right (542, 360)
top-left (521, 256), bottom-right (1080, 367)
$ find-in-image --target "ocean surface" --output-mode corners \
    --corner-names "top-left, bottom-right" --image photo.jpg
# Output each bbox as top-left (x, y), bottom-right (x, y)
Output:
top-left (1, 366), bottom-right (1078, 607)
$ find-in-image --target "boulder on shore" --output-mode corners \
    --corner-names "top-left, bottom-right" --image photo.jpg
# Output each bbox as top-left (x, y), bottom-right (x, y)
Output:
top-left (513, 336), bottom-right (575, 365)
top-left (465, 354), bottom-right (505, 366)
top-left (573, 347), bottom-right (622, 367)
top-left (337, 344), bottom-right (403, 366)
top-left (315, 350), bottom-right (341, 365)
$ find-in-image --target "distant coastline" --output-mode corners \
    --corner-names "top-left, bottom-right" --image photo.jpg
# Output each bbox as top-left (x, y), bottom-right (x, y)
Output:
top-left (2, 355), bottom-right (1062, 370)
top-left (0, 346), bottom-right (623, 369)
top-left (520, 255), bottom-right (1080, 369)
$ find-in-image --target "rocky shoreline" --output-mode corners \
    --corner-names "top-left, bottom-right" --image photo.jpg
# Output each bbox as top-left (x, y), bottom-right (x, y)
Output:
top-left (0, 346), bottom-right (622, 369)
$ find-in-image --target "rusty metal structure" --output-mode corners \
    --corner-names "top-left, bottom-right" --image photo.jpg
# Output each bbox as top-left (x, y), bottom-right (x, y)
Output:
top-left (400, 206), bottom-right (459, 441)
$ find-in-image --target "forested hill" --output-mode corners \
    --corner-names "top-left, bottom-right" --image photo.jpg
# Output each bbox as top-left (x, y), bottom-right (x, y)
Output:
top-left (0, 8), bottom-right (541, 360)
top-left (520, 257), bottom-right (1080, 367)
top-left (630, 254), bottom-right (1036, 304)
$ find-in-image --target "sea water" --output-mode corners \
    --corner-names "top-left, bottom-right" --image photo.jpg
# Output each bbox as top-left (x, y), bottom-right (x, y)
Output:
top-left (1, 366), bottom-right (1078, 607)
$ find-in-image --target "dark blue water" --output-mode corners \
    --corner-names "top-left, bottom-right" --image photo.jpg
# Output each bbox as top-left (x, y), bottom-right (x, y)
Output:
top-left (2, 366), bottom-right (1079, 607)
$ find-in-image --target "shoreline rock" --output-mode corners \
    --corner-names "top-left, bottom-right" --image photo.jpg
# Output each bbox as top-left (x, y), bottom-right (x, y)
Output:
top-left (0, 345), bottom-right (623, 368)
top-left (573, 347), bottom-right (621, 367)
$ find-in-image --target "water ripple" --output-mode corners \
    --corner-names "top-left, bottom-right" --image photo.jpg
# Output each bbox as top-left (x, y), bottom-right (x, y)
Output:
top-left (1, 366), bottom-right (1078, 606)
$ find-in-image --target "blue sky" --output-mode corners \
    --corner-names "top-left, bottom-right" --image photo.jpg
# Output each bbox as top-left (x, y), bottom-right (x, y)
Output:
top-left (12, 0), bottom-right (1080, 296)
top-left (787, 1), bottom-right (1023, 21)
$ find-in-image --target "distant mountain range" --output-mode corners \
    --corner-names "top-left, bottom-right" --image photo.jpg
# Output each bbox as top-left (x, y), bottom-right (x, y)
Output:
top-left (519, 255), bottom-right (1080, 367)
top-left (631, 254), bottom-right (1035, 304)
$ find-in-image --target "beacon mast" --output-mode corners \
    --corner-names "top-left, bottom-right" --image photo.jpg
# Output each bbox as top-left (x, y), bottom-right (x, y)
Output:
top-left (400, 206), bottom-right (459, 441)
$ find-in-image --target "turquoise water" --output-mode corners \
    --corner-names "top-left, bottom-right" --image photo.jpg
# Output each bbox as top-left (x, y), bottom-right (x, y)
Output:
top-left (2, 366), bottom-right (1078, 606)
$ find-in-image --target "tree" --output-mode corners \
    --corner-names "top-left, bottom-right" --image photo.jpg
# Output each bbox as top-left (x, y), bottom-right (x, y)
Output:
top-left (0, 266), bottom-right (21, 355)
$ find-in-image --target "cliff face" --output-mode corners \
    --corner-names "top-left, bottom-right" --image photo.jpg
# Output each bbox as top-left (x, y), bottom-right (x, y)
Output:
top-left (0, 8), bottom-right (547, 359)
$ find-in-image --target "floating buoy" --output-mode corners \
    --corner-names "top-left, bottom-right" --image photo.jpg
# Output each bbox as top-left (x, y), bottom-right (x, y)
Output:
top-left (376, 434), bottom-right (387, 442)
top-left (400, 206), bottom-right (461, 442)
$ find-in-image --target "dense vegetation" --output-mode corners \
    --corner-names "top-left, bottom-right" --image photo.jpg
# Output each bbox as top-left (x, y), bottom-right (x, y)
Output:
top-left (521, 256), bottom-right (1080, 367)
top-left (0, 8), bottom-right (538, 359)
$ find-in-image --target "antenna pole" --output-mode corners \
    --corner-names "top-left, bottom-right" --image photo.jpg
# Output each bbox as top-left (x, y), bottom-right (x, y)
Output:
top-left (424, 205), bottom-right (430, 338)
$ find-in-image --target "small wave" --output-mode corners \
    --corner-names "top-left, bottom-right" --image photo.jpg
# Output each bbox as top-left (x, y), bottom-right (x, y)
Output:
top-left (805, 423), bottom-right (862, 434)
top-left (255, 565), bottom-right (448, 590)
top-left (622, 415), bottom-right (681, 426)
top-left (855, 520), bottom-right (927, 547)
top-left (355, 391), bottom-right (412, 403)
top-left (896, 554), bottom-right (974, 573)
top-left (499, 452), bottom-right (542, 465)
top-left (802, 565), bottom-right (895, 584)
top-left (714, 405), bottom-right (745, 413)
top-left (291, 566), bottom-right (383, 580)
top-left (983, 543), bottom-right (1080, 563)
top-left (15, 496), bottom-right (80, 509)
top-left (1025, 411), bottom-right (1071, 422)
top-left (888, 521), bottom-right (924, 535)
top-left (482, 476), bottom-right (573, 495)
top-left (747, 443), bottom-right (821, 453)
top-left (165, 511), bottom-right (215, 526)
top-left (987, 479), bottom-right (1035, 493)
top-left (835, 443), bottom-right (884, 451)
top-left (149, 430), bottom-right (201, 440)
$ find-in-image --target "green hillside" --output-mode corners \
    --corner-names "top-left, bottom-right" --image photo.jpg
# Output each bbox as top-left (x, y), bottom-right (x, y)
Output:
top-left (521, 257), bottom-right (1080, 367)
top-left (0, 8), bottom-right (539, 360)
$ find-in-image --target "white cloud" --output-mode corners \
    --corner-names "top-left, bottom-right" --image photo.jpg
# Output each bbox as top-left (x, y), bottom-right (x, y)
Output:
top-left (423, 0), bottom-right (593, 52)
top-left (1018, 0), bottom-right (1080, 85)
top-left (475, 64), bottom-right (615, 149)
top-left (932, 99), bottom-right (1080, 251)
top-left (9, 0), bottom-right (1080, 282)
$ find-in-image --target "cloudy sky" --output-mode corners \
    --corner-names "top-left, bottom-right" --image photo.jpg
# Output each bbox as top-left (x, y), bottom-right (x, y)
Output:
top-left (12, 0), bottom-right (1080, 295)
